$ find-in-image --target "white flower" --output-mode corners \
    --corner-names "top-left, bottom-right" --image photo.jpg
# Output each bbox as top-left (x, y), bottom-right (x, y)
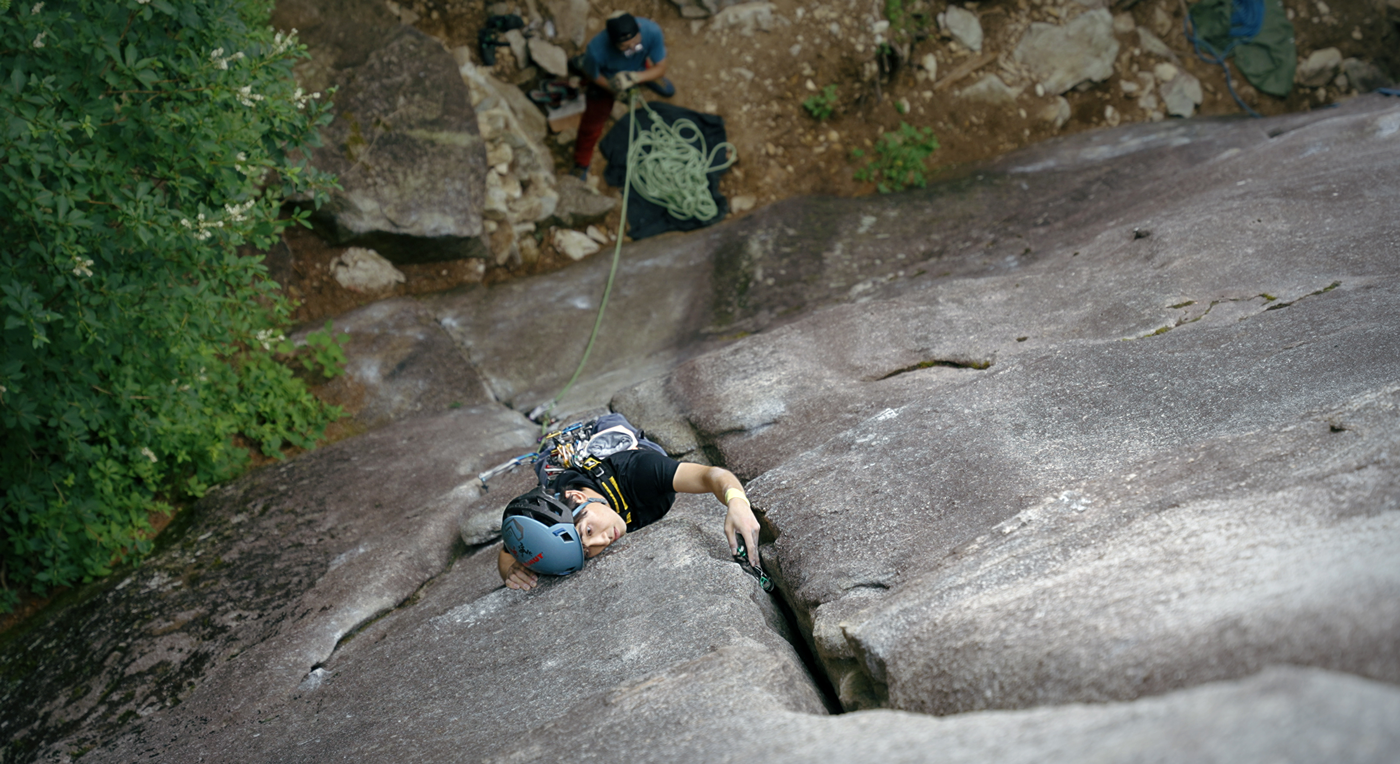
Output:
top-left (32, 30), bottom-right (46, 48)
top-left (271, 29), bottom-right (298, 56)
top-left (72, 257), bottom-right (94, 277)
top-left (31, 2), bottom-right (43, 14)
top-left (255, 328), bottom-right (285, 351)
top-left (224, 199), bottom-right (256, 222)
top-left (236, 85), bottom-right (264, 107)
top-left (136, 0), bottom-right (150, 4)
top-left (140, 447), bottom-right (157, 463)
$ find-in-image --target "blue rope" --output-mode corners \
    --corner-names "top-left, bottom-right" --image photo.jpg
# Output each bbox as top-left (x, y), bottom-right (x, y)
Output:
top-left (1183, 1), bottom-right (1262, 119)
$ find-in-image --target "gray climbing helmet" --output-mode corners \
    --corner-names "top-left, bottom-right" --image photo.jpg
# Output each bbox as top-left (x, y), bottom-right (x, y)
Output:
top-left (501, 487), bottom-right (585, 576)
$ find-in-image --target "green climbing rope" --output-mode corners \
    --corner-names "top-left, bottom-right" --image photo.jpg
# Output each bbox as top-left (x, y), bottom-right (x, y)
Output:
top-left (626, 99), bottom-right (736, 221)
top-left (536, 91), bottom-right (735, 431)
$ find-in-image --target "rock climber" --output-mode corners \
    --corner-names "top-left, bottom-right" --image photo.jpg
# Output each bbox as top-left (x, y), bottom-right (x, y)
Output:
top-left (497, 414), bottom-right (760, 591)
top-left (571, 12), bottom-right (675, 180)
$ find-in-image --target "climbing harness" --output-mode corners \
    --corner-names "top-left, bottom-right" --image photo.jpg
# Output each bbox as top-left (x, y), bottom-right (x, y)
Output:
top-left (530, 90), bottom-right (735, 427)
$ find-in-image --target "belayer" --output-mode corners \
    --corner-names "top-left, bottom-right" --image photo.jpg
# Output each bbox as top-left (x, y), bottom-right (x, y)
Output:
top-left (497, 414), bottom-right (763, 591)
top-left (570, 12), bottom-right (676, 181)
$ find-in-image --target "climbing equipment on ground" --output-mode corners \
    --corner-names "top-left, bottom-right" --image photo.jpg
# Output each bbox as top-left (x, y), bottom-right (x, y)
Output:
top-left (1184, 0), bottom-right (1297, 117)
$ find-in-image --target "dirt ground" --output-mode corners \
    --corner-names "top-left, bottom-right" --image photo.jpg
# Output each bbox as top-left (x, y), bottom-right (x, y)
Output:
top-left (278, 0), bottom-right (1397, 323)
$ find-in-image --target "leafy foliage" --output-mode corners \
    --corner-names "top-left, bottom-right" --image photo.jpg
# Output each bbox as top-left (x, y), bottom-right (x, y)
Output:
top-left (0, 0), bottom-right (341, 611)
top-left (802, 84), bottom-right (838, 121)
top-left (850, 121), bottom-right (940, 193)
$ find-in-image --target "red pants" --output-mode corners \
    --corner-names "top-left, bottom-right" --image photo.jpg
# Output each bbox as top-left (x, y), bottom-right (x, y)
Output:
top-left (574, 84), bottom-right (614, 169)
top-left (574, 60), bottom-right (657, 169)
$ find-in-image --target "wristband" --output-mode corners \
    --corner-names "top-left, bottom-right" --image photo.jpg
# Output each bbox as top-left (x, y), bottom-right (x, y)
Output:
top-left (724, 488), bottom-right (748, 504)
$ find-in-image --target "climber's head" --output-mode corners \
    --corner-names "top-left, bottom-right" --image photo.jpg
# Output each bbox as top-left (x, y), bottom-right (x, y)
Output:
top-left (607, 13), bottom-right (642, 53)
top-left (560, 488), bottom-right (627, 559)
top-left (500, 487), bottom-right (586, 575)
top-left (500, 486), bottom-right (628, 575)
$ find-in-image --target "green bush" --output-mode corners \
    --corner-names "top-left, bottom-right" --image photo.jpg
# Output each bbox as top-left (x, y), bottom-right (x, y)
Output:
top-left (850, 121), bottom-right (940, 193)
top-left (0, 0), bottom-right (342, 611)
top-left (802, 84), bottom-right (838, 121)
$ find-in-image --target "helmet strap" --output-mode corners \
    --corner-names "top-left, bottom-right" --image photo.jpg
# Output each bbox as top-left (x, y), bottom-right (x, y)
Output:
top-left (569, 496), bottom-right (609, 520)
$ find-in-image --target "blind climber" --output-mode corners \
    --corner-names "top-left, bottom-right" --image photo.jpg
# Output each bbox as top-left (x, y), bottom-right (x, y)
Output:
top-left (497, 414), bottom-right (762, 590)
top-left (571, 13), bottom-right (676, 181)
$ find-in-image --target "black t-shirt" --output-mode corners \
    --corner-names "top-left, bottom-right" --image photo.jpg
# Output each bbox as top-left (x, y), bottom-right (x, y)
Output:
top-left (554, 449), bottom-right (679, 530)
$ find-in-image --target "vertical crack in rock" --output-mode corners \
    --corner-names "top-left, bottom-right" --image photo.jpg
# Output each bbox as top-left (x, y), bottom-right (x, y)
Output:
top-left (689, 435), bottom-right (847, 713)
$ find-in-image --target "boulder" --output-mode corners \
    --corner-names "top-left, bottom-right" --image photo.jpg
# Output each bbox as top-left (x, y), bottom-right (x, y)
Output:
top-left (278, 2), bottom-right (489, 263)
top-left (329, 246), bottom-right (406, 293)
top-left (938, 5), bottom-right (983, 53)
top-left (1014, 8), bottom-right (1119, 95)
top-left (552, 175), bottom-right (619, 227)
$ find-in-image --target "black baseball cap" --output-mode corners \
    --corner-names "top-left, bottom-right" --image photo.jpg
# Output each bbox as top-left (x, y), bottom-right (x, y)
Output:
top-left (607, 13), bottom-right (640, 45)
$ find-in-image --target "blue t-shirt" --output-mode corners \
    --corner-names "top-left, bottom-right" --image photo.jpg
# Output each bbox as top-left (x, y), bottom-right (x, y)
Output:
top-left (585, 17), bottom-right (666, 80)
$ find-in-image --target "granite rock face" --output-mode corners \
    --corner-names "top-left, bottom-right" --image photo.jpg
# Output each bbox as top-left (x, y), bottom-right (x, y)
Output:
top-left (621, 98), bottom-right (1400, 714)
top-left (5, 97), bottom-right (1399, 764)
top-left (276, 0), bottom-right (489, 263)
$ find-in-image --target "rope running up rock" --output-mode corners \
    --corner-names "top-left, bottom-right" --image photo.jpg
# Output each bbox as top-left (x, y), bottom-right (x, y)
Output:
top-left (535, 92), bottom-right (736, 429)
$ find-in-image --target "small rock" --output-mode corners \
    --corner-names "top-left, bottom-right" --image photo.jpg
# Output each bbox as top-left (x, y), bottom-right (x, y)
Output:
top-left (731, 195), bottom-right (756, 212)
top-left (1161, 70), bottom-right (1203, 118)
top-left (504, 29), bottom-right (528, 70)
top-left (1139, 92), bottom-right (1160, 112)
top-left (1040, 96), bottom-right (1071, 130)
top-left (585, 225), bottom-right (609, 244)
top-left (1152, 5), bottom-right (1173, 37)
top-left (1296, 48), bottom-right (1342, 88)
top-left (921, 53), bottom-right (938, 81)
top-left (552, 175), bottom-right (616, 227)
top-left (553, 228), bottom-right (601, 260)
top-left (1136, 27), bottom-right (1175, 60)
top-left (330, 247), bottom-right (406, 293)
top-left (528, 38), bottom-right (569, 77)
top-left (959, 74), bottom-right (1023, 106)
top-left (711, 2), bottom-right (777, 37)
top-left (487, 142), bottom-right (514, 168)
top-left (1121, 80), bottom-right (1140, 95)
top-left (939, 6), bottom-right (984, 53)
top-left (1104, 104), bottom-right (1121, 126)
top-left (1112, 12), bottom-right (1135, 34)
top-left (1341, 58), bottom-right (1390, 93)
top-left (1154, 62), bottom-right (1179, 82)
top-left (518, 235), bottom-right (540, 266)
